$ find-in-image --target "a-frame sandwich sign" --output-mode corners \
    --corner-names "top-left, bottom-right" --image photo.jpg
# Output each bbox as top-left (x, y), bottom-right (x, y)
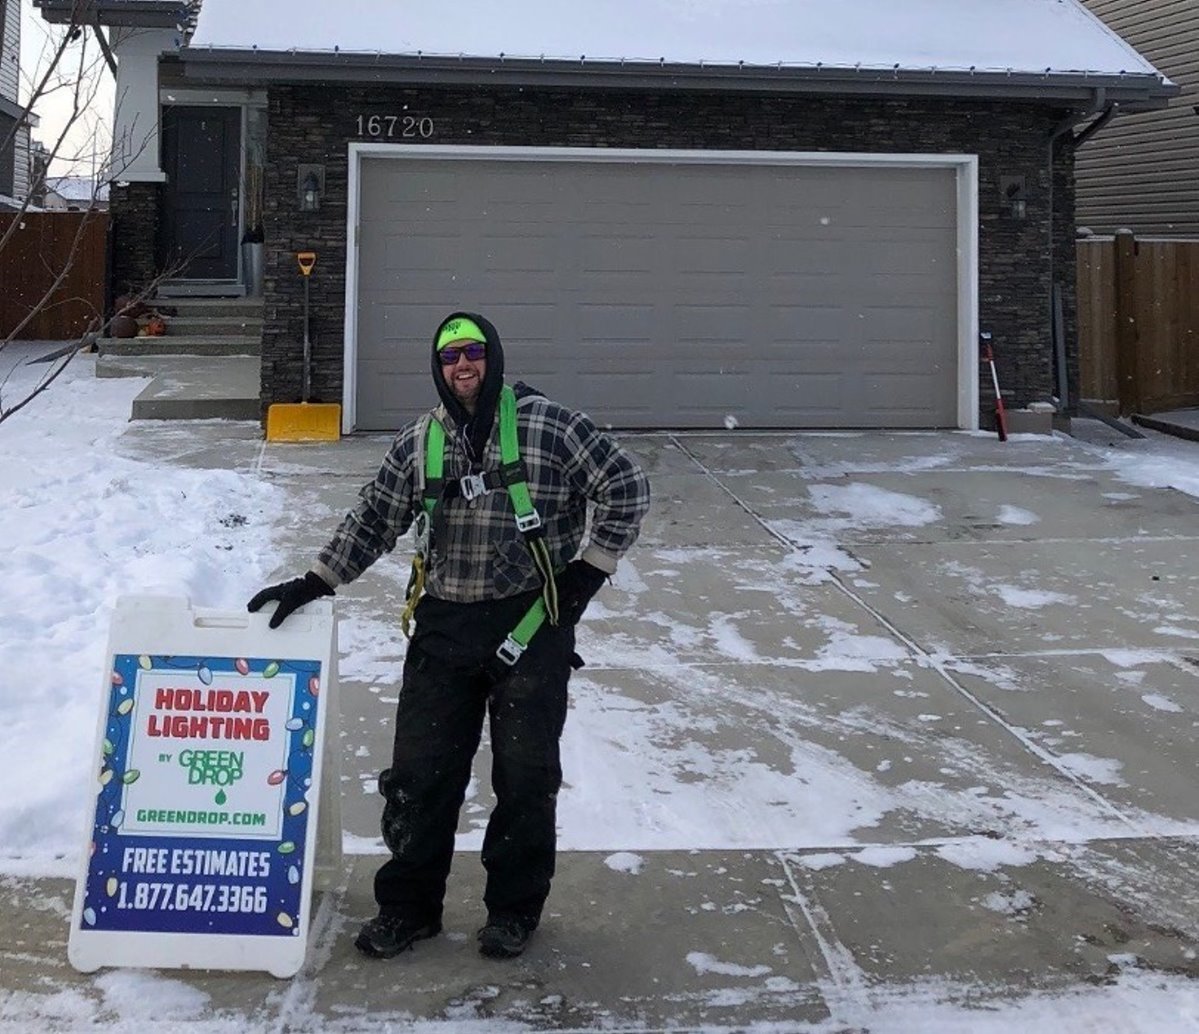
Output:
top-left (68, 595), bottom-right (341, 978)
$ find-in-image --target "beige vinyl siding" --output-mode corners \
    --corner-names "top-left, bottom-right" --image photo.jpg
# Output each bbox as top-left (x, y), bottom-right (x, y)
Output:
top-left (1076, 0), bottom-right (1199, 235)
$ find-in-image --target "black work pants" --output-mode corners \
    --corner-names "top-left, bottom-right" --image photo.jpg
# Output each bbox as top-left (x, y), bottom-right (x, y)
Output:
top-left (372, 621), bottom-right (574, 924)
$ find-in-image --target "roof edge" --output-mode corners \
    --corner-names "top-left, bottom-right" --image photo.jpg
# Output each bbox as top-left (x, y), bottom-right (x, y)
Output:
top-left (34, 0), bottom-right (192, 30)
top-left (0, 96), bottom-right (27, 121)
top-left (168, 49), bottom-right (1179, 107)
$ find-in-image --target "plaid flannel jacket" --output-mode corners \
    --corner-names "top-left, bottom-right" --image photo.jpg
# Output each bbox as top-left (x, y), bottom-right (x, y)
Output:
top-left (313, 387), bottom-right (651, 603)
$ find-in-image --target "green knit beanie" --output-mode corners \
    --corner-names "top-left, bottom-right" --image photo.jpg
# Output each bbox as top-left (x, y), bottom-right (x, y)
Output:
top-left (436, 317), bottom-right (487, 351)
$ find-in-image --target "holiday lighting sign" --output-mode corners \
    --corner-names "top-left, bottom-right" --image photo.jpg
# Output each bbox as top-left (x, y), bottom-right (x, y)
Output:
top-left (81, 653), bottom-right (323, 936)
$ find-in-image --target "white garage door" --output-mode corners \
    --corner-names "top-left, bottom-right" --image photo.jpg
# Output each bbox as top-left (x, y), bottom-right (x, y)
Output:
top-left (353, 154), bottom-right (960, 430)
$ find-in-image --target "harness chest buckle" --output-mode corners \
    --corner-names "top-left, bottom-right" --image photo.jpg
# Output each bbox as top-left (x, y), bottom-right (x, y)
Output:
top-left (496, 635), bottom-right (525, 666)
top-left (515, 511), bottom-right (542, 533)
top-left (460, 473), bottom-right (487, 501)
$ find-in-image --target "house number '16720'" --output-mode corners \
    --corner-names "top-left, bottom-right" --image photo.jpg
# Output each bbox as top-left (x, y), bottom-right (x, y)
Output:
top-left (355, 115), bottom-right (434, 138)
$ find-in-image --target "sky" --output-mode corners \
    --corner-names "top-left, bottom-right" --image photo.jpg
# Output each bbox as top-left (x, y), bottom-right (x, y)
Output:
top-left (3, 346), bottom-right (1199, 1028)
top-left (19, 0), bottom-right (115, 179)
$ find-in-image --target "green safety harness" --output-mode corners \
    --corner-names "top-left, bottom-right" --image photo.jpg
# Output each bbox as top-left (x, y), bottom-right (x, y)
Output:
top-left (400, 384), bottom-right (559, 669)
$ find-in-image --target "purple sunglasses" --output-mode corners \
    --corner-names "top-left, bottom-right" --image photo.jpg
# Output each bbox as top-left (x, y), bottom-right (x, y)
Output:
top-left (438, 341), bottom-right (486, 365)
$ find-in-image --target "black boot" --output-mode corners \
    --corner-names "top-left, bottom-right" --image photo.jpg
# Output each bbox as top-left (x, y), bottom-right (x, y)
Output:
top-left (355, 913), bottom-right (442, 959)
top-left (477, 915), bottom-right (537, 959)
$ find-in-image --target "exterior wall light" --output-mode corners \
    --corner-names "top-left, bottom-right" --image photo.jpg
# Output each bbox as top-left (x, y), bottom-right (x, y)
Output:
top-left (297, 164), bottom-right (325, 212)
top-left (1000, 175), bottom-right (1027, 220)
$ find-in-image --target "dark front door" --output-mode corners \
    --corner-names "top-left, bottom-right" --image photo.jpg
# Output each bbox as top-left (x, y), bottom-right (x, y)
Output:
top-left (160, 106), bottom-right (240, 279)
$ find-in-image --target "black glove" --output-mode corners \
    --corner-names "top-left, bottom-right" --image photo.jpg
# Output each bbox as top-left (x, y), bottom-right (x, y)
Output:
top-left (555, 560), bottom-right (608, 627)
top-left (247, 571), bottom-right (334, 629)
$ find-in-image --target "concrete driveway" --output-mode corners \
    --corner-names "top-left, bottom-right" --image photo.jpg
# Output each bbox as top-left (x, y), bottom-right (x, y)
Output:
top-left (7, 423), bottom-right (1199, 1030)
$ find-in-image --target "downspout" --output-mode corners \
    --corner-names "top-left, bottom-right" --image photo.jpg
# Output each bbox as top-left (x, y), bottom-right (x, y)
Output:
top-left (1047, 88), bottom-right (1115, 412)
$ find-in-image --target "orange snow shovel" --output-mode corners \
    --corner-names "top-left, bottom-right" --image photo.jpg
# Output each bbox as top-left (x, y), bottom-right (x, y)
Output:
top-left (266, 251), bottom-right (341, 441)
top-left (981, 332), bottom-right (1008, 442)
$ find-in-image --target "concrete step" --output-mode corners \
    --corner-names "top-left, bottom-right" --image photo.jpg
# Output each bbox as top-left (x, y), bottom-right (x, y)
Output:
top-left (96, 353), bottom-right (253, 380)
top-left (98, 335), bottom-right (261, 357)
top-left (153, 297), bottom-right (264, 319)
top-left (123, 355), bottom-right (261, 421)
top-left (164, 316), bottom-right (264, 337)
top-left (156, 280), bottom-right (246, 300)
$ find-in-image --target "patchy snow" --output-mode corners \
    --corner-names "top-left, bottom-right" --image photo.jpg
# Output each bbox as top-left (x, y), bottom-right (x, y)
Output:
top-left (685, 951), bottom-right (772, 978)
top-left (1099, 437), bottom-right (1199, 499)
top-left (188, 0), bottom-right (1164, 79)
top-left (978, 888), bottom-right (1037, 915)
top-left (811, 615), bottom-right (912, 671)
top-left (853, 846), bottom-right (918, 868)
top-left (767, 481), bottom-right (941, 568)
top-left (92, 971), bottom-right (211, 1022)
top-left (1153, 624), bottom-right (1199, 640)
top-left (1141, 693), bottom-right (1183, 713)
top-left (997, 504), bottom-right (1039, 526)
top-left (1053, 752), bottom-right (1127, 787)
top-left (794, 852), bottom-right (847, 871)
top-left (806, 483), bottom-right (942, 530)
top-left (992, 585), bottom-right (1077, 608)
top-left (603, 851), bottom-right (645, 874)
top-left (858, 970), bottom-right (1199, 1033)
top-left (934, 838), bottom-right (1045, 872)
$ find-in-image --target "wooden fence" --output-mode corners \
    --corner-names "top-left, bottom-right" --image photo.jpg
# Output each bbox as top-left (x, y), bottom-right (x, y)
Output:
top-left (0, 211), bottom-right (108, 341)
top-left (1078, 231), bottom-right (1199, 415)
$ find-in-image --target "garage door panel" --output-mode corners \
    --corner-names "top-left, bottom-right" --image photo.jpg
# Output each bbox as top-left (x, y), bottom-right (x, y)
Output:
top-left (863, 373), bottom-right (955, 418)
top-left (845, 205), bottom-right (956, 232)
top-left (576, 303), bottom-right (655, 340)
top-left (767, 306), bottom-right (851, 342)
top-left (673, 236), bottom-right (753, 275)
top-left (578, 235), bottom-right (656, 273)
top-left (477, 235), bottom-right (560, 273)
top-left (381, 232), bottom-right (467, 273)
top-left (463, 304), bottom-right (559, 341)
top-left (860, 305), bottom-right (950, 339)
top-left (856, 240), bottom-right (950, 276)
top-left (672, 304), bottom-right (754, 342)
top-left (355, 157), bottom-right (960, 430)
top-left (762, 238), bottom-right (852, 274)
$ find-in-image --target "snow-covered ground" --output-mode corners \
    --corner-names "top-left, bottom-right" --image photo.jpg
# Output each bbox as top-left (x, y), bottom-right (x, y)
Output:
top-left (4, 346), bottom-right (1199, 1031)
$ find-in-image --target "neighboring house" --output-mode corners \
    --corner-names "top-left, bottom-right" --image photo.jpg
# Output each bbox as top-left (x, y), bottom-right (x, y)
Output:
top-left (38, 0), bottom-right (1176, 432)
top-left (42, 174), bottom-right (111, 211)
top-left (1076, 0), bottom-right (1199, 235)
top-left (0, 0), bottom-right (37, 208)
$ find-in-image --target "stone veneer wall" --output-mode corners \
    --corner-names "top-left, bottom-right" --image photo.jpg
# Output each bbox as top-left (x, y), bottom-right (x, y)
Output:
top-left (107, 181), bottom-right (161, 304)
top-left (259, 85), bottom-right (1081, 424)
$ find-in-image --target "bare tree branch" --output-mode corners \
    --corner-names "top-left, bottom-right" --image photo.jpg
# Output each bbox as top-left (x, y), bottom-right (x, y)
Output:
top-left (0, 256), bottom-right (190, 425)
top-left (0, 10), bottom-right (189, 424)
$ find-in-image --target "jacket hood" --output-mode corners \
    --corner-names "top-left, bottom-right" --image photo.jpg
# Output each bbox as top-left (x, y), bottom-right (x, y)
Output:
top-left (431, 311), bottom-right (505, 459)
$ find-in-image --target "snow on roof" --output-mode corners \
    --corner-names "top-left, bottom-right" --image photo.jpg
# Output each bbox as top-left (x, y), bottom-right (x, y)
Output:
top-left (45, 176), bottom-right (110, 202)
top-left (188, 0), bottom-right (1162, 79)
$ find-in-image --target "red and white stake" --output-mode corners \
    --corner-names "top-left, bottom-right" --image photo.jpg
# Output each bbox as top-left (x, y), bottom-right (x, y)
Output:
top-left (981, 334), bottom-right (1009, 442)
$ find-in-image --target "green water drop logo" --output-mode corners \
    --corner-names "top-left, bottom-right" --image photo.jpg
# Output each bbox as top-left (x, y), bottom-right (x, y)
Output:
top-left (215, 789), bottom-right (227, 805)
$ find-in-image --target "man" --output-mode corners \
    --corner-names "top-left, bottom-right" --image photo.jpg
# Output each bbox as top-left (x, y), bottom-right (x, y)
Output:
top-left (248, 312), bottom-right (650, 960)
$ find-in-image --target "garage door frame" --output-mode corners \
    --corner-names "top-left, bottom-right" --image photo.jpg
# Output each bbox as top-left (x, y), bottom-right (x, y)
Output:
top-left (341, 143), bottom-right (979, 432)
